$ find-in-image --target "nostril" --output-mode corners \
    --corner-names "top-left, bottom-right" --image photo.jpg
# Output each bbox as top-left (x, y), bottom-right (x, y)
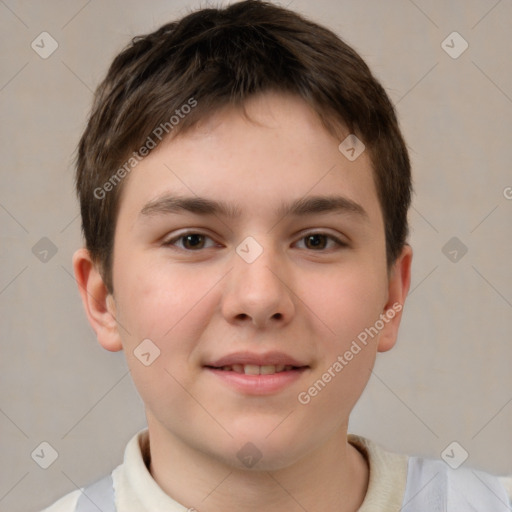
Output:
top-left (234, 312), bottom-right (283, 322)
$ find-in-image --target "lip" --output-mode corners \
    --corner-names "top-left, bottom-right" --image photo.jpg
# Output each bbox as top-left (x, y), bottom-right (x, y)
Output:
top-left (205, 366), bottom-right (309, 395)
top-left (205, 351), bottom-right (307, 368)
top-left (203, 351), bottom-right (310, 395)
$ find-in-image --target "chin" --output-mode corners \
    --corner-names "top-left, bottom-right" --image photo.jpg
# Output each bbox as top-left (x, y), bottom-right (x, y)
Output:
top-left (213, 424), bottom-right (311, 472)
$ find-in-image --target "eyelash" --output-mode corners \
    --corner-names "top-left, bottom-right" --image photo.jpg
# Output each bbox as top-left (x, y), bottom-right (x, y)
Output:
top-left (162, 231), bottom-right (348, 252)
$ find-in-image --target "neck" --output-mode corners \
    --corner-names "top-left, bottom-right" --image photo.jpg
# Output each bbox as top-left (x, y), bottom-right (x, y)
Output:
top-left (146, 419), bottom-right (369, 512)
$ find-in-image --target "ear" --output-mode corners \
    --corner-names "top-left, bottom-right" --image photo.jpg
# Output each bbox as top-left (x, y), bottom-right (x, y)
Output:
top-left (72, 248), bottom-right (123, 352)
top-left (377, 244), bottom-right (413, 352)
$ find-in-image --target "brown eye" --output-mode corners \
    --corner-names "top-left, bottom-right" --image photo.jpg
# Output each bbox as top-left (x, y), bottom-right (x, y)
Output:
top-left (296, 232), bottom-right (347, 251)
top-left (305, 234), bottom-right (328, 250)
top-left (181, 234), bottom-right (205, 250)
top-left (163, 232), bottom-right (216, 251)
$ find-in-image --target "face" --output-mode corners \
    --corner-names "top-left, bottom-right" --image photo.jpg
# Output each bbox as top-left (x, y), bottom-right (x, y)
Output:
top-left (104, 92), bottom-right (407, 470)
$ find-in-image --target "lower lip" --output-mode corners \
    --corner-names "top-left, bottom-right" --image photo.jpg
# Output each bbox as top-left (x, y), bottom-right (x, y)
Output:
top-left (205, 367), bottom-right (308, 395)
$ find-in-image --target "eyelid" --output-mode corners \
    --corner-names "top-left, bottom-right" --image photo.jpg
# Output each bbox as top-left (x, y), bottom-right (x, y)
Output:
top-left (162, 229), bottom-right (218, 250)
top-left (293, 230), bottom-right (348, 250)
top-left (162, 229), bottom-right (348, 252)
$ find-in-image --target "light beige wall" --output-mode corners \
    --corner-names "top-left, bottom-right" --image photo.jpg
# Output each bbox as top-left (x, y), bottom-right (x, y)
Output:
top-left (1, 1), bottom-right (511, 510)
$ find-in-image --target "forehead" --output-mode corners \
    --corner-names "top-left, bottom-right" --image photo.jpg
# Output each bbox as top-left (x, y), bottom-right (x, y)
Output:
top-left (116, 92), bottom-right (383, 229)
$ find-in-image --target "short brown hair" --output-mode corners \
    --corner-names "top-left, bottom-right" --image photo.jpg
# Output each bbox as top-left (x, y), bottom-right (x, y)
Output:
top-left (76, 0), bottom-right (412, 293)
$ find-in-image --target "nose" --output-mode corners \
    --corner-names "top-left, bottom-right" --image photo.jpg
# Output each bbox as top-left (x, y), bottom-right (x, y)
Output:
top-left (221, 240), bottom-right (295, 329)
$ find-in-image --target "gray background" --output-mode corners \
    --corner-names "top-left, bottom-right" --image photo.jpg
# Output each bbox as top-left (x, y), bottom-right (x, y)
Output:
top-left (0, 0), bottom-right (511, 510)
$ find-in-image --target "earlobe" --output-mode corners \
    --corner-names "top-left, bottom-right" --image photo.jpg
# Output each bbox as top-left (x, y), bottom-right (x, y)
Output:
top-left (377, 244), bottom-right (413, 353)
top-left (72, 248), bottom-right (123, 352)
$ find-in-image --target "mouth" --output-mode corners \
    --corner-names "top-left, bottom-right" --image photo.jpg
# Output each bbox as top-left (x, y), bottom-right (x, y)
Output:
top-left (204, 364), bottom-right (305, 375)
top-left (203, 352), bottom-right (310, 395)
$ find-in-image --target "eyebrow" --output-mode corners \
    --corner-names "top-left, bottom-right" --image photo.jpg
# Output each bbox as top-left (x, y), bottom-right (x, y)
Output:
top-left (139, 194), bottom-right (368, 221)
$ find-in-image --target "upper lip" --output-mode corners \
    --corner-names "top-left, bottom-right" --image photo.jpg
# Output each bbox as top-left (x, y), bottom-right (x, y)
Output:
top-left (205, 351), bottom-right (309, 368)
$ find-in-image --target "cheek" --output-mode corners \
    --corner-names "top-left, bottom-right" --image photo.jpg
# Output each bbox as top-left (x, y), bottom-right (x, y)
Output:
top-left (114, 255), bottom-right (214, 340)
top-left (299, 264), bottom-right (385, 409)
top-left (112, 257), bottom-right (213, 418)
top-left (306, 264), bottom-right (386, 347)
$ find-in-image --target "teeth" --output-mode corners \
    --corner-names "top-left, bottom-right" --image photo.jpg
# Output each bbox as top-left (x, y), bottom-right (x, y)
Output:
top-left (244, 364), bottom-right (260, 375)
top-left (260, 365), bottom-right (276, 375)
top-left (216, 364), bottom-right (296, 374)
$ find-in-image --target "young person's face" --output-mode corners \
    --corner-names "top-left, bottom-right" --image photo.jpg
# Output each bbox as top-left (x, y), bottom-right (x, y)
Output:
top-left (81, 91), bottom-right (411, 470)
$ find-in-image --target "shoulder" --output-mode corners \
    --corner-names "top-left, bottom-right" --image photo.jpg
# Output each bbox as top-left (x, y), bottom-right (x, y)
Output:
top-left (402, 455), bottom-right (512, 511)
top-left (348, 434), bottom-right (409, 511)
top-left (349, 435), bottom-right (512, 511)
top-left (40, 489), bottom-right (81, 512)
top-left (39, 429), bottom-right (145, 512)
top-left (500, 475), bottom-right (512, 500)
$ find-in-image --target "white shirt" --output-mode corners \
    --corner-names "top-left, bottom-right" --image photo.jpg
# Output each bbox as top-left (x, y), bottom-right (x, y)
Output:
top-left (42, 429), bottom-right (512, 511)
